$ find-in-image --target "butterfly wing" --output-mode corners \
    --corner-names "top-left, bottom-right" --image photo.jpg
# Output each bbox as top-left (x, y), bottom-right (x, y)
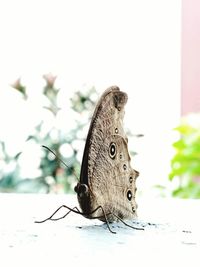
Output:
top-left (78, 86), bottom-right (138, 221)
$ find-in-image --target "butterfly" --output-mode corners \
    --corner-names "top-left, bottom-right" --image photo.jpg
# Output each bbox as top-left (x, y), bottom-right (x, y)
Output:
top-left (36, 86), bottom-right (143, 233)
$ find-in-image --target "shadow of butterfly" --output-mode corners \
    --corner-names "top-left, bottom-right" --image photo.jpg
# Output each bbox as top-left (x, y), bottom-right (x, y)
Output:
top-left (35, 86), bottom-right (143, 233)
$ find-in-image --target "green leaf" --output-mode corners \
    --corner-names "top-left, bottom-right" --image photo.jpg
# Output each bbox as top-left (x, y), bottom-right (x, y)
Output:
top-left (174, 124), bottom-right (195, 135)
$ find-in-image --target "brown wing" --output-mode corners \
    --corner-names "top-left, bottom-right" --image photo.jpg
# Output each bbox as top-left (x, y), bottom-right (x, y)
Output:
top-left (79, 86), bottom-right (138, 221)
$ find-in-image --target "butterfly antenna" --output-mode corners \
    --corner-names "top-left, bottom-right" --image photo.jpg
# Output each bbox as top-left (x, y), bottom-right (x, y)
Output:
top-left (42, 145), bottom-right (79, 181)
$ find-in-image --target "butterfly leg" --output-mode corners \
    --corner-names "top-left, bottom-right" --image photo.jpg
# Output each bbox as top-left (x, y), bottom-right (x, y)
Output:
top-left (111, 213), bottom-right (144, 231)
top-left (86, 206), bottom-right (116, 234)
top-left (35, 204), bottom-right (115, 233)
top-left (35, 205), bottom-right (81, 223)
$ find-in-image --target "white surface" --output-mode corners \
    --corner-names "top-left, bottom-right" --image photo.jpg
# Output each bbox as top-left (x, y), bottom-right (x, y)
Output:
top-left (0, 193), bottom-right (199, 267)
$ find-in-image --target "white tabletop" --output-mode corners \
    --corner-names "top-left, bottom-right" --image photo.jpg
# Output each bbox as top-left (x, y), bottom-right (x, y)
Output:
top-left (0, 193), bottom-right (199, 267)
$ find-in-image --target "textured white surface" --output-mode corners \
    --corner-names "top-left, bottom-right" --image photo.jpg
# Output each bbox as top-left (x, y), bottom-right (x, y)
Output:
top-left (0, 194), bottom-right (199, 267)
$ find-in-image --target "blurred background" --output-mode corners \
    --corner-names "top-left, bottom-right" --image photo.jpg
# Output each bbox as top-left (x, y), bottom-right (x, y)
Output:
top-left (0, 0), bottom-right (199, 198)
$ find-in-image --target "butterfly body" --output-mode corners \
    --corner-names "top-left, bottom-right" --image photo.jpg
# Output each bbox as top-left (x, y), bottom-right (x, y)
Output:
top-left (74, 86), bottom-right (139, 222)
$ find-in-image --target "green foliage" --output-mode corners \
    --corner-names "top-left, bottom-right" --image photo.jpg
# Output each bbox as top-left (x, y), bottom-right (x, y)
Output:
top-left (0, 74), bottom-right (98, 193)
top-left (169, 114), bottom-right (200, 198)
top-left (0, 141), bottom-right (21, 192)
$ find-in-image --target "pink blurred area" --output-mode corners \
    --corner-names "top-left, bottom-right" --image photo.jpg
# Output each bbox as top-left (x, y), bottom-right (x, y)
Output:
top-left (182, 0), bottom-right (200, 115)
